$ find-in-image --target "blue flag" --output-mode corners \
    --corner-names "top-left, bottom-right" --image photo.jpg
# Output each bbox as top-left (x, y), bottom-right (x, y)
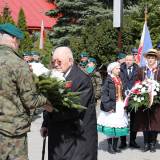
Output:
top-left (137, 22), bottom-right (153, 66)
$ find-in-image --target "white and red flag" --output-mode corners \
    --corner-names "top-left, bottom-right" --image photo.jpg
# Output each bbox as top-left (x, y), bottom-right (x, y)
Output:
top-left (137, 21), bottom-right (152, 66)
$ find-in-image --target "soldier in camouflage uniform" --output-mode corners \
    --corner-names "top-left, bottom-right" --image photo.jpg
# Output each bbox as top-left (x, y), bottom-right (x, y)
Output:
top-left (85, 58), bottom-right (102, 101)
top-left (78, 51), bottom-right (89, 72)
top-left (0, 23), bottom-right (53, 160)
top-left (23, 51), bottom-right (33, 63)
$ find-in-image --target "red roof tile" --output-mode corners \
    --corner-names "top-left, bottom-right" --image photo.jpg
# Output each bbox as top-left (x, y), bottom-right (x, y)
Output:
top-left (0, 0), bottom-right (57, 30)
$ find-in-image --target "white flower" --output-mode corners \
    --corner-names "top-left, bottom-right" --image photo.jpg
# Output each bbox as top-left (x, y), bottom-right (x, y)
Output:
top-left (147, 86), bottom-right (152, 93)
top-left (153, 91), bottom-right (157, 96)
top-left (141, 87), bottom-right (146, 93)
top-left (156, 88), bottom-right (160, 92)
top-left (59, 88), bottom-right (64, 94)
top-left (156, 83), bottom-right (160, 87)
top-left (50, 70), bottom-right (65, 81)
top-left (142, 81), bottom-right (147, 85)
top-left (155, 84), bottom-right (160, 89)
top-left (137, 97), bottom-right (141, 103)
top-left (152, 86), bottom-right (156, 90)
top-left (147, 79), bottom-right (152, 83)
top-left (133, 96), bottom-right (138, 101)
top-left (137, 84), bottom-right (142, 89)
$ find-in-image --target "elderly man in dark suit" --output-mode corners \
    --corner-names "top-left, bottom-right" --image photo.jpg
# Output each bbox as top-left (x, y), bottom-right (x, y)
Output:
top-left (40, 46), bottom-right (97, 160)
top-left (119, 54), bottom-right (140, 149)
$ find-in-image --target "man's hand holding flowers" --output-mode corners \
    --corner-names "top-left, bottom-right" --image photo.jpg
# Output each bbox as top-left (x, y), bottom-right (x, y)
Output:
top-left (35, 70), bottom-right (86, 112)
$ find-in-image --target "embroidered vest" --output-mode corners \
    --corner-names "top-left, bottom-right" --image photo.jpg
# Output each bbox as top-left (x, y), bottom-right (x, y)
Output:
top-left (112, 76), bottom-right (123, 101)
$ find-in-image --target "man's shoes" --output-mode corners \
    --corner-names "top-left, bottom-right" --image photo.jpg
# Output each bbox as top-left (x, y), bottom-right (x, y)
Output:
top-left (119, 143), bottom-right (127, 149)
top-left (150, 143), bottom-right (156, 152)
top-left (108, 144), bottom-right (116, 154)
top-left (129, 141), bottom-right (140, 149)
top-left (113, 147), bottom-right (121, 153)
top-left (142, 143), bottom-right (150, 152)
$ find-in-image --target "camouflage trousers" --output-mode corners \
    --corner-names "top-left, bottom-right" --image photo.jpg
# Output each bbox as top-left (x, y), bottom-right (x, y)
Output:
top-left (0, 133), bottom-right (28, 160)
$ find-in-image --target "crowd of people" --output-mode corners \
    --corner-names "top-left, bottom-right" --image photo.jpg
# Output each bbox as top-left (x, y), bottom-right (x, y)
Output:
top-left (98, 48), bottom-right (160, 154)
top-left (1, 23), bottom-right (160, 160)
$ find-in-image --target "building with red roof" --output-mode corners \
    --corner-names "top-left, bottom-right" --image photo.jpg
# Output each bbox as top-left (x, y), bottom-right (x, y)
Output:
top-left (0, 0), bottom-right (58, 30)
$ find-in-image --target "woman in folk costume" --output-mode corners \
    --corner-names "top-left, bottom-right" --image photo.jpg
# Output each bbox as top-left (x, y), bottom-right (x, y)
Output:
top-left (134, 49), bottom-right (160, 152)
top-left (97, 62), bottom-right (128, 154)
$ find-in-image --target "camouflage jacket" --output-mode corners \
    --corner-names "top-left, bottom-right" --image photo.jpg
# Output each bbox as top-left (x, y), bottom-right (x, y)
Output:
top-left (0, 45), bottom-right (47, 136)
top-left (78, 66), bottom-right (102, 100)
top-left (90, 71), bottom-right (102, 101)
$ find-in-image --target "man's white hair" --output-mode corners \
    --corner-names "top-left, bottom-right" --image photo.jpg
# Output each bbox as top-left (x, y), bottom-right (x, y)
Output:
top-left (52, 46), bottom-right (74, 60)
top-left (0, 32), bottom-right (19, 50)
top-left (0, 32), bottom-right (13, 41)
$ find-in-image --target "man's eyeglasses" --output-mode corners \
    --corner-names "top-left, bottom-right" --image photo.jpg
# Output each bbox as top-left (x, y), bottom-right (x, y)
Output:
top-left (51, 59), bottom-right (62, 66)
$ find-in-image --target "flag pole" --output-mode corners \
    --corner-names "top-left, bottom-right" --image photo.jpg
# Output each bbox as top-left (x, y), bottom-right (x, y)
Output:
top-left (144, 6), bottom-right (148, 23)
top-left (39, 20), bottom-right (44, 49)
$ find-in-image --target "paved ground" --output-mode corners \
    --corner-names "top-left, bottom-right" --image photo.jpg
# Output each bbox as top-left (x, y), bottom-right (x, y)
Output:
top-left (28, 110), bottom-right (160, 160)
top-left (98, 132), bottom-right (160, 160)
top-left (28, 112), bottom-right (48, 160)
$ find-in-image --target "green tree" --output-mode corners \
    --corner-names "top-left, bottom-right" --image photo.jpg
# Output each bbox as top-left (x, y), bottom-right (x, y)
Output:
top-left (102, 0), bottom-right (138, 8)
top-left (46, 0), bottom-right (160, 66)
top-left (17, 8), bottom-right (52, 66)
top-left (69, 3), bottom-right (144, 65)
top-left (17, 8), bottom-right (33, 56)
top-left (123, 0), bottom-right (139, 6)
top-left (17, 8), bottom-right (27, 31)
top-left (1, 5), bottom-right (14, 24)
top-left (32, 33), bottom-right (53, 67)
top-left (70, 17), bottom-right (135, 65)
top-left (124, 0), bottom-right (160, 48)
top-left (47, 0), bottom-right (112, 47)
top-left (0, 15), bottom-right (2, 23)
top-left (139, 0), bottom-right (160, 47)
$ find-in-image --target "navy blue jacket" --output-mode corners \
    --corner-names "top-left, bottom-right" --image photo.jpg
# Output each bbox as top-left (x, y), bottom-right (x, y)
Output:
top-left (120, 63), bottom-right (139, 91)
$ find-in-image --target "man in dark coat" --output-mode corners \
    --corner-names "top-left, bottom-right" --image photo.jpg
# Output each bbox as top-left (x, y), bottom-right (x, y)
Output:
top-left (41, 46), bottom-right (97, 160)
top-left (120, 55), bottom-right (140, 149)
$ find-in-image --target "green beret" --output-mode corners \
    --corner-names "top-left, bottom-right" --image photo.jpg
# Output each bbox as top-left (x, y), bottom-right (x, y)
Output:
top-left (80, 51), bottom-right (88, 58)
top-left (117, 52), bottom-right (126, 59)
top-left (31, 51), bottom-right (40, 56)
top-left (0, 23), bottom-right (24, 40)
top-left (23, 51), bottom-right (32, 56)
top-left (88, 57), bottom-right (96, 63)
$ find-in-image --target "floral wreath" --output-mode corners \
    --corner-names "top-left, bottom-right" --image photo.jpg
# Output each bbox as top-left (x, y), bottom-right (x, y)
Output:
top-left (124, 79), bottom-right (160, 112)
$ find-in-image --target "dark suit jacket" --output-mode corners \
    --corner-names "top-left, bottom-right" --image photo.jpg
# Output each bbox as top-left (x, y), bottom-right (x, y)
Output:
top-left (43, 64), bottom-right (97, 160)
top-left (120, 63), bottom-right (139, 91)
